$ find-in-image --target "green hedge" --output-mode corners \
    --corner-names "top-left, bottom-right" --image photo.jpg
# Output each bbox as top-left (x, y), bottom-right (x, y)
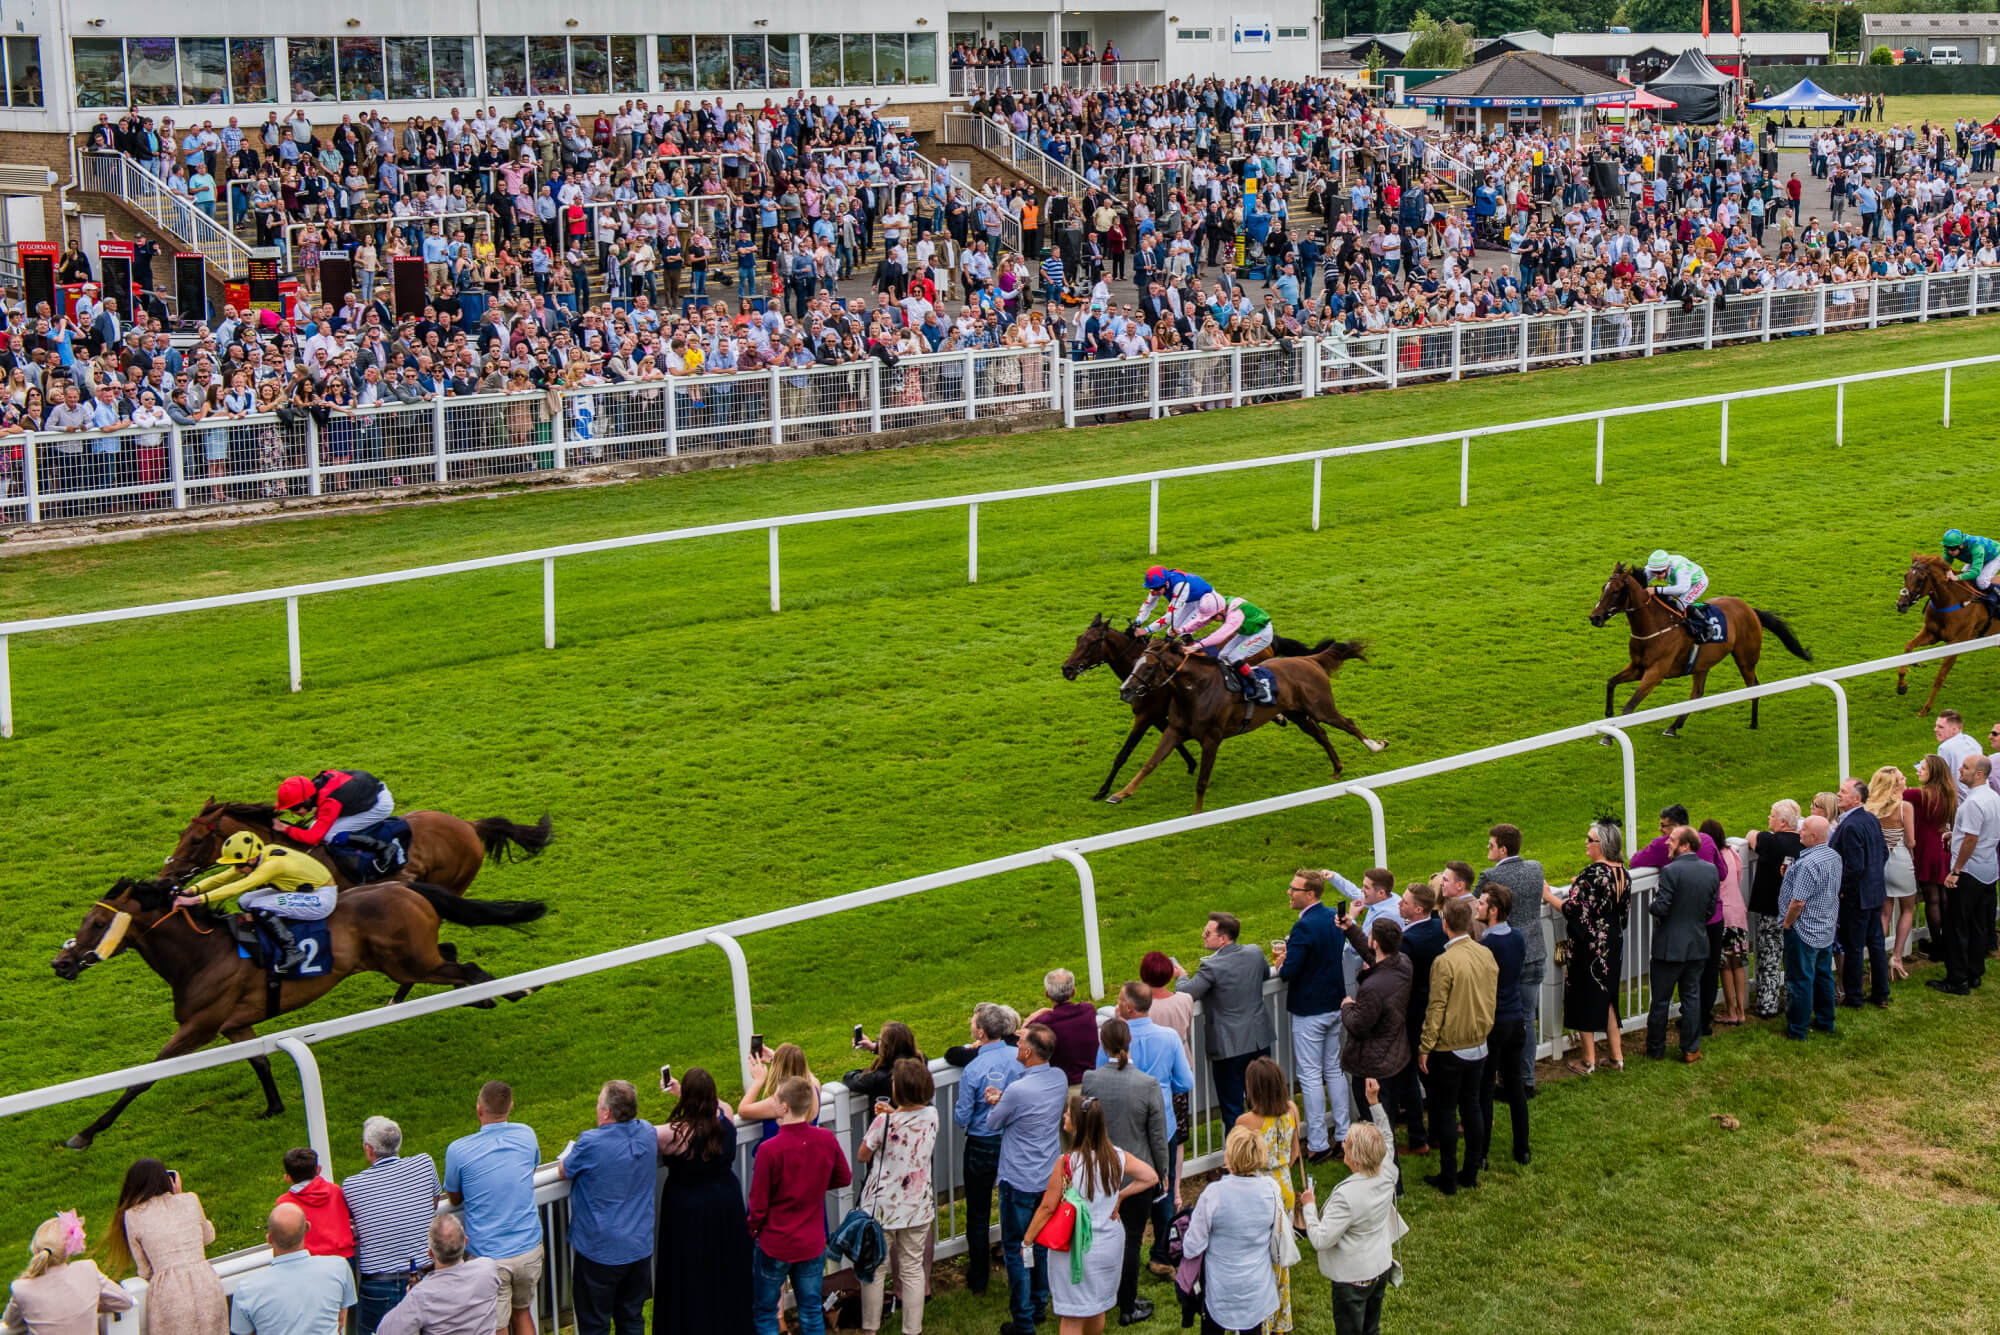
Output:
top-left (1757, 63), bottom-right (2000, 96)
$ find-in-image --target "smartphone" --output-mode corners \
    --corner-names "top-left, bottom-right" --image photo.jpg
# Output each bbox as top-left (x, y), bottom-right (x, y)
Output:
top-left (1169, 956), bottom-right (1182, 975)
top-left (750, 1033), bottom-right (764, 1058)
top-left (658, 1064), bottom-right (673, 1092)
top-left (852, 1023), bottom-right (866, 1047)
top-left (166, 1169), bottom-right (181, 1190)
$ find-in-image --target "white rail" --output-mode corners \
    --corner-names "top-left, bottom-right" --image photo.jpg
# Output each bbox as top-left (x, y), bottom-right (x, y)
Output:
top-left (3, 348), bottom-right (1993, 740)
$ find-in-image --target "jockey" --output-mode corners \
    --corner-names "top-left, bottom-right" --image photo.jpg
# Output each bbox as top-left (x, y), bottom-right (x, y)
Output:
top-left (1183, 595), bottom-right (1275, 695)
top-left (274, 769), bottom-right (400, 870)
top-left (1135, 566), bottom-right (1225, 639)
top-left (1942, 529), bottom-right (2000, 605)
top-left (173, 832), bottom-right (336, 972)
top-left (1643, 550), bottom-right (1709, 617)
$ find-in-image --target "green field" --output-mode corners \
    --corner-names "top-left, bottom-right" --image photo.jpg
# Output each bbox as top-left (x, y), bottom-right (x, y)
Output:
top-left (5, 318), bottom-right (2000, 1329)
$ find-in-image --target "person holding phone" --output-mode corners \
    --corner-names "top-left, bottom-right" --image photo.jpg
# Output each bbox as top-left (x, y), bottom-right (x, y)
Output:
top-left (855, 1059), bottom-right (938, 1335)
top-left (653, 1069), bottom-right (750, 1335)
top-left (1298, 1079), bottom-right (1407, 1335)
top-left (738, 1043), bottom-right (818, 1166)
top-left (106, 1158), bottom-right (225, 1335)
top-left (841, 1023), bottom-right (926, 1104)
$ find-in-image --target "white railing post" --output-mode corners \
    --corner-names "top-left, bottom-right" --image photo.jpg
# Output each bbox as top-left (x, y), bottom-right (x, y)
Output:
top-left (305, 416), bottom-right (322, 496)
top-left (1919, 272), bottom-right (1930, 323)
top-left (1812, 676), bottom-right (1851, 782)
top-left (1835, 382), bottom-right (1845, 447)
top-left (432, 395), bottom-right (447, 483)
top-left (769, 369), bottom-right (784, 445)
top-left (1449, 326), bottom-right (1462, 381)
top-left (551, 402), bottom-right (567, 471)
top-left (967, 503), bottom-right (978, 584)
top-left (1148, 355), bottom-right (1162, 420)
top-left (1593, 723), bottom-right (1638, 858)
top-left (1719, 399), bottom-right (1729, 466)
top-left (1703, 299), bottom-right (1715, 349)
top-left (22, 437), bottom-right (38, 524)
top-left (964, 352), bottom-right (978, 421)
top-left (1643, 307), bottom-right (1656, 358)
top-left (663, 382), bottom-right (679, 459)
top-left (1230, 350), bottom-right (1243, 408)
top-left (1348, 786), bottom-right (1388, 871)
top-left (868, 360), bottom-right (883, 435)
top-left (0, 634), bottom-right (11, 738)
top-left (1582, 314), bottom-right (1594, 365)
top-left (1050, 848), bottom-right (1105, 1001)
top-left (1595, 416), bottom-right (1605, 485)
top-left (1385, 332), bottom-right (1399, 389)
top-left (704, 932), bottom-right (757, 1093)
top-left (1759, 291), bottom-right (1772, 343)
top-left (1459, 435), bottom-right (1469, 507)
top-left (542, 558), bottom-right (556, 649)
top-left (1063, 360), bottom-right (1076, 428)
top-left (274, 1037), bottom-right (334, 1175)
top-left (1310, 458), bottom-right (1322, 532)
top-left (1300, 336), bottom-right (1317, 399)
top-left (1943, 367), bottom-right (1952, 428)
top-left (1867, 284), bottom-right (1879, 329)
top-left (285, 596), bottom-right (302, 693)
top-left (1148, 477), bottom-right (1159, 555)
top-left (767, 527), bottom-right (780, 612)
top-left (167, 426), bottom-right (186, 510)
top-left (1815, 287), bottom-right (1826, 335)
top-left (1518, 317), bottom-right (1530, 374)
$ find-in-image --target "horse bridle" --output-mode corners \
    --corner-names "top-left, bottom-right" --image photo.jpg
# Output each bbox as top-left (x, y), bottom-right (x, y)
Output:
top-left (63, 899), bottom-right (139, 969)
top-left (1907, 562), bottom-right (1965, 614)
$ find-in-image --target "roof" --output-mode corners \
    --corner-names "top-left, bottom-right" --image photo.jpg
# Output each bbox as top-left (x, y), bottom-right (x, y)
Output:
top-left (1861, 13), bottom-right (2000, 38)
top-left (1551, 31), bottom-right (1831, 59)
top-left (1403, 50), bottom-right (1633, 106)
top-left (1482, 30), bottom-right (1556, 55)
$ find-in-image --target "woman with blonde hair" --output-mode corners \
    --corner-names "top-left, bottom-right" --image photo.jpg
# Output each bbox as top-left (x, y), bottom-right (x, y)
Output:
top-left (1867, 765), bottom-right (1920, 978)
top-left (3, 1214), bottom-right (131, 1335)
top-left (1300, 1078), bottom-right (1407, 1335)
top-left (1181, 1127), bottom-right (1281, 1334)
top-left (738, 1041), bottom-right (819, 1161)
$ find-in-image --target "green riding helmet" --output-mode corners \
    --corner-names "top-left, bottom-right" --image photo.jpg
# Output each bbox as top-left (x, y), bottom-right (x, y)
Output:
top-left (1944, 528), bottom-right (1967, 551)
top-left (1645, 549), bottom-right (1671, 571)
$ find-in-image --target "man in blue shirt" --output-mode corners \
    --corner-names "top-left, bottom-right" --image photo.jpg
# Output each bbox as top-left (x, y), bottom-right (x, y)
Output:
top-left (952, 1002), bottom-right (1022, 1298)
top-left (230, 1202), bottom-right (356, 1335)
top-left (985, 1024), bottom-right (1065, 1335)
top-left (1779, 816), bottom-right (1843, 1039)
top-left (559, 1080), bottom-right (655, 1335)
top-left (1277, 869), bottom-right (1352, 1163)
top-left (443, 1081), bottom-right (542, 1335)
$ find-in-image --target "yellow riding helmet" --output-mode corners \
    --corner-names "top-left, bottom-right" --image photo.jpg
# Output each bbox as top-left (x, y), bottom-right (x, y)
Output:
top-left (218, 831), bottom-right (267, 865)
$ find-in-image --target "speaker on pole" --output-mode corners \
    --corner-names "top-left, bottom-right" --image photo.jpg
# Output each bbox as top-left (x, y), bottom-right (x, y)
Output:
top-left (1657, 152), bottom-right (1680, 179)
top-left (173, 252), bottom-right (207, 327)
top-left (1589, 160), bottom-right (1621, 200)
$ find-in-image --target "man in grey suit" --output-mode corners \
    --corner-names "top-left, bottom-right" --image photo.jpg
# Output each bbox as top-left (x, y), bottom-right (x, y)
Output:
top-left (1174, 911), bottom-right (1274, 1125)
top-left (1474, 824), bottom-right (1548, 1096)
top-left (1645, 826), bottom-right (1721, 1063)
top-left (1082, 1015), bottom-right (1171, 1326)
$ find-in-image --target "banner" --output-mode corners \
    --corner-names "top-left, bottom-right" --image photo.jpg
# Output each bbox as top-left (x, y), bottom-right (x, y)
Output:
top-left (1701, 0), bottom-right (1710, 40)
top-left (1231, 15), bottom-right (1273, 52)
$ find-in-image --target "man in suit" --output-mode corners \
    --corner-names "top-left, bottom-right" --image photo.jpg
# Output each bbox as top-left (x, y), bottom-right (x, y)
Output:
top-left (1830, 776), bottom-right (1890, 1008)
top-left (88, 296), bottom-right (123, 358)
top-left (1276, 868), bottom-right (1351, 1163)
top-left (1394, 883), bottom-right (1446, 1154)
top-left (1418, 897), bottom-right (1498, 1195)
top-left (1474, 824), bottom-right (1549, 1097)
top-left (1082, 1016), bottom-right (1170, 1326)
top-left (1645, 826), bottom-right (1721, 1063)
top-left (1175, 911), bottom-right (1274, 1126)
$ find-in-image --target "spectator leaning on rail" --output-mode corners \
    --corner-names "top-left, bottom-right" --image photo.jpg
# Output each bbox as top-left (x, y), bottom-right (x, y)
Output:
top-left (1028, 968), bottom-right (1100, 1085)
top-left (375, 1215), bottom-right (498, 1335)
top-left (1274, 868), bottom-right (1352, 1165)
top-left (1779, 816), bottom-right (1843, 1037)
top-left (950, 1002), bottom-right (1024, 1298)
top-left (1645, 827), bottom-right (1720, 1064)
top-left (275, 1148), bottom-right (355, 1261)
top-left (747, 1076), bottom-right (851, 1335)
top-left (558, 1080), bottom-right (656, 1335)
top-left (343, 1116), bottom-right (443, 1335)
top-left (1473, 824), bottom-right (1548, 1098)
top-left (229, 1203), bottom-right (355, 1335)
top-left (1174, 911), bottom-right (1275, 1127)
top-left (1417, 896), bottom-right (1497, 1197)
top-left (442, 1080), bottom-right (542, 1335)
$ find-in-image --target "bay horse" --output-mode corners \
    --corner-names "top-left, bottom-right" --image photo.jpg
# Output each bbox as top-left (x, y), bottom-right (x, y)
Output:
top-left (1894, 552), bottom-right (1999, 715)
top-left (49, 875), bottom-right (546, 1149)
top-left (1106, 636), bottom-right (1383, 812)
top-left (1588, 562), bottom-right (1813, 736)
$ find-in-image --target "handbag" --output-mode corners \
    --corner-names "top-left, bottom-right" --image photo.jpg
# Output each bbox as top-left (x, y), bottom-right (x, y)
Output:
top-left (1033, 1159), bottom-right (1079, 1251)
top-left (1271, 1180), bottom-right (1300, 1268)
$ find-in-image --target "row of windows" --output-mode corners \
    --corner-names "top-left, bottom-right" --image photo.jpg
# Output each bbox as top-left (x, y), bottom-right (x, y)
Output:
top-left (68, 32), bottom-right (940, 108)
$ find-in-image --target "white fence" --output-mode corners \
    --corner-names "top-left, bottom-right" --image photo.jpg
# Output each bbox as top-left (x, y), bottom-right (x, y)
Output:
top-left (3, 348), bottom-right (1993, 740)
top-left (949, 59), bottom-right (1162, 97)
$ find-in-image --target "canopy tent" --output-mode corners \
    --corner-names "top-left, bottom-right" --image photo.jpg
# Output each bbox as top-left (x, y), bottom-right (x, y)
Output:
top-left (1646, 48), bottom-right (1733, 125)
top-left (1610, 87), bottom-right (1678, 110)
top-left (1748, 79), bottom-right (1861, 113)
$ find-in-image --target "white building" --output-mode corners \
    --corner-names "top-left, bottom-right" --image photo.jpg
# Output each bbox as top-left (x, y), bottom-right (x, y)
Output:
top-left (1861, 13), bottom-right (2000, 65)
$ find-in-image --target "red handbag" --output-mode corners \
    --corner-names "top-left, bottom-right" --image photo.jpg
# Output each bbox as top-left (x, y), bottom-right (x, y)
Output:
top-left (1033, 1160), bottom-right (1078, 1251)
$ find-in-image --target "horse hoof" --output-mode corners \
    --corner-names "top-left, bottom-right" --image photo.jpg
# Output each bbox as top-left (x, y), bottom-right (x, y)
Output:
top-left (256, 1105), bottom-right (285, 1121)
top-left (1104, 794), bottom-right (1125, 805)
top-left (1662, 729), bottom-right (1679, 739)
top-left (1896, 683), bottom-right (1908, 695)
top-left (63, 1134), bottom-right (92, 1151)
top-left (471, 997), bottom-right (499, 1010)
top-left (1598, 735), bottom-right (1614, 747)
top-left (1363, 738), bottom-right (1386, 753)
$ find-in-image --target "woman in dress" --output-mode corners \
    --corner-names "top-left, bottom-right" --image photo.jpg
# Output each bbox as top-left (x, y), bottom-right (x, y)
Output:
top-left (106, 1159), bottom-right (224, 1335)
top-left (1906, 755), bottom-right (1958, 962)
top-left (653, 1068), bottom-right (751, 1335)
top-left (1232, 1056), bottom-right (1298, 1333)
top-left (2, 1213), bottom-right (131, 1335)
top-left (1868, 765), bottom-right (1920, 978)
top-left (856, 1058), bottom-right (937, 1335)
top-left (1182, 1128), bottom-right (1281, 1335)
top-left (1543, 818), bottom-right (1630, 1074)
top-left (1023, 1091), bottom-right (1159, 1335)
top-left (1700, 819), bottom-right (1750, 1024)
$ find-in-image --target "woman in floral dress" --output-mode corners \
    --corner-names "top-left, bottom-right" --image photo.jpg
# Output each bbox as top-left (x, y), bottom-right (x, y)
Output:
top-left (856, 1058), bottom-right (937, 1335)
top-left (1546, 818), bottom-right (1631, 1074)
top-left (1234, 1055), bottom-right (1298, 1334)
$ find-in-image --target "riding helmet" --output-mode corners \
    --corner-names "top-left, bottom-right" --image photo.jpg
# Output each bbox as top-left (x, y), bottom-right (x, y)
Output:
top-left (1645, 549), bottom-right (1671, 571)
top-left (1944, 528), bottom-right (1966, 550)
top-left (275, 775), bottom-right (316, 810)
top-left (1144, 565), bottom-right (1169, 589)
top-left (219, 831), bottom-right (267, 865)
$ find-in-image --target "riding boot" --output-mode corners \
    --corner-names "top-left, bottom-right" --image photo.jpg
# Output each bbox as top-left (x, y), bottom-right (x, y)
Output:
top-left (259, 914), bottom-right (309, 973)
top-left (343, 831), bottom-right (399, 873)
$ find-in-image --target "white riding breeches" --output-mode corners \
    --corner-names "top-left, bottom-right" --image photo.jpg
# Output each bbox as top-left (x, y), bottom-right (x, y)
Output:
top-left (239, 886), bottom-right (338, 920)
top-left (1668, 579), bottom-right (1709, 610)
top-left (1218, 623), bottom-right (1275, 664)
top-left (327, 787), bottom-right (395, 840)
top-left (1977, 558), bottom-right (2000, 590)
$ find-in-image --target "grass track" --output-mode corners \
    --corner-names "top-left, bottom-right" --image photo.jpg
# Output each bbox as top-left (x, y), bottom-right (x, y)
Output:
top-left (4, 318), bottom-right (2000, 1329)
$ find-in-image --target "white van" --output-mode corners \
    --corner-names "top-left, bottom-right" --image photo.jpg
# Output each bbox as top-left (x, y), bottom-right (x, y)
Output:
top-left (1930, 46), bottom-right (1964, 64)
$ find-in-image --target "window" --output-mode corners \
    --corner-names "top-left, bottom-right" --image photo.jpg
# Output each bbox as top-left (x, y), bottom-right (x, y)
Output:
top-left (1177, 28), bottom-right (1213, 41)
top-left (432, 37), bottom-right (473, 96)
top-left (695, 35), bottom-right (729, 90)
top-left (385, 37), bottom-right (431, 101)
top-left (907, 33), bottom-right (937, 85)
top-left (337, 37), bottom-right (384, 101)
top-left (610, 35), bottom-right (645, 93)
top-left (179, 37), bottom-right (228, 104)
top-left (74, 37), bottom-right (123, 107)
top-left (657, 35), bottom-right (693, 91)
top-left (731, 34), bottom-right (765, 90)
top-left (229, 37), bottom-right (273, 103)
top-left (1277, 26), bottom-right (1312, 39)
top-left (874, 33), bottom-right (906, 85)
top-left (766, 35), bottom-right (801, 89)
top-left (809, 34), bottom-right (841, 87)
top-left (485, 37), bottom-right (526, 98)
top-left (528, 36), bottom-right (568, 94)
top-left (5, 35), bottom-right (42, 107)
top-left (289, 36), bottom-right (336, 102)
top-left (127, 37), bottom-right (177, 106)
top-left (842, 33), bottom-right (874, 85)
top-left (571, 36), bottom-right (609, 94)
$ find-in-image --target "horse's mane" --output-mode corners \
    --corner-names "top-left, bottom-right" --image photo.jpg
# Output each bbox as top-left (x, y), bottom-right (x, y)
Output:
top-left (109, 876), bottom-right (229, 928)
top-left (214, 802), bottom-right (278, 824)
top-left (1911, 552), bottom-right (1953, 574)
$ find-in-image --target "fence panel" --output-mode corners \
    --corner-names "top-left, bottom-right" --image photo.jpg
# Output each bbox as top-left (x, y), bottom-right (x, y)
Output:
top-left (1925, 273), bottom-right (1973, 319)
top-left (970, 347), bottom-right (1055, 416)
top-left (1070, 357), bottom-right (1155, 422)
top-left (1317, 334), bottom-right (1389, 390)
top-left (882, 353), bottom-right (972, 432)
top-left (1712, 294), bottom-right (1767, 344)
top-left (1588, 310), bottom-right (1643, 359)
top-left (1874, 278), bottom-right (1923, 324)
top-left (28, 426), bottom-right (178, 521)
top-left (781, 362), bottom-right (876, 445)
top-left (1459, 321), bottom-right (1523, 376)
top-left (1524, 312), bottom-right (1587, 368)
top-left (675, 373), bottom-right (776, 455)
top-left (1397, 328), bottom-right (1456, 383)
top-left (1155, 348), bottom-right (1227, 413)
top-left (1978, 270), bottom-right (2000, 315)
top-left (314, 400), bottom-right (436, 491)
top-left (1238, 343), bottom-right (1306, 400)
top-left (439, 393), bottom-right (546, 481)
top-left (1653, 304), bottom-right (1710, 350)
top-left (578, 380), bottom-right (672, 462)
top-left (1767, 290), bottom-right (1818, 336)
top-left (1823, 281), bottom-right (1872, 330)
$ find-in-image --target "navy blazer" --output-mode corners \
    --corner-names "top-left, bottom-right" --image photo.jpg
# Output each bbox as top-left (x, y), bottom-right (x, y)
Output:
top-left (1830, 808), bottom-right (1889, 910)
top-left (1279, 900), bottom-right (1348, 1016)
top-left (1399, 915), bottom-right (1448, 1044)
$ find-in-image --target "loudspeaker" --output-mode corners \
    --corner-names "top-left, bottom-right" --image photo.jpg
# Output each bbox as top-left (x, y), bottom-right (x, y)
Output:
top-left (1760, 149), bottom-right (1778, 174)
top-left (1657, 153), bottom-right (1679, 179)
top-left (173, 253), bottom-right (207, 326)
top-left (319, 251), bottom-right (353, 308)
top-left (391, 255), bottom-right (427, 319)
top-left (1589, 160), bottom-right (1621, 199)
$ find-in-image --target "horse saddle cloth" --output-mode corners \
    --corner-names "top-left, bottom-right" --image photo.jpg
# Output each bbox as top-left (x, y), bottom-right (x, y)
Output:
top-left (231, 914), bottom-right (335, 979)
top-left (1688, 604), bottom-right (1727, 644)
top-left (328, 817), bottom-right (412, 882)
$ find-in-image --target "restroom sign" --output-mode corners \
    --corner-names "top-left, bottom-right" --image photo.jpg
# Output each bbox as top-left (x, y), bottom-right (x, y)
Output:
top-left (1232, 15), bottom-right (1274, 50)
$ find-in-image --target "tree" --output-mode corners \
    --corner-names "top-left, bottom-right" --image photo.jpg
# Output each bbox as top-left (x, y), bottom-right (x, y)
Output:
top-left (1405, 10), bottom-right (1476, 67)
top-left (1867, 44), bottom-right (1895, 64)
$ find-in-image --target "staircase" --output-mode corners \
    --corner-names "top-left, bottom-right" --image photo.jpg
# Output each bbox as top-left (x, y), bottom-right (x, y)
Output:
top-left (78, 151), bottom-right (256, 280)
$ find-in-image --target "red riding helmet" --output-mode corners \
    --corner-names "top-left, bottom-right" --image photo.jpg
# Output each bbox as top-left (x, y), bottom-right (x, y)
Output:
top-left (275, 775), bottom-right (317, 810)
top-left (1144, 565), bottom-right (1168, 590)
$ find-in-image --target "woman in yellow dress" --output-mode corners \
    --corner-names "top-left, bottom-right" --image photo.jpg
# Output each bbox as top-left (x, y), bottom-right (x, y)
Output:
top-left (1233, 1055), bottom-right (1300, 1333)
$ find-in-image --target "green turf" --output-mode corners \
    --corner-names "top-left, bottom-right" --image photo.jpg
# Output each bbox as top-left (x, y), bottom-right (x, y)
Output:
top-left (3, 318), bottom-right (1999, 1329)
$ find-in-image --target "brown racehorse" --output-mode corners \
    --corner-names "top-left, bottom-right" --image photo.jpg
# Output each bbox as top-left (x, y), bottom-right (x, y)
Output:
top-left (161, 801), bottom-right (552, 893)
top-left (49, 875), bottom-right (545, 1149)
top-left (1106, 636), bottom-right (1383, 812)
top-left (1588, 562), bottom-right (1812, 736)
top-left (1894, 552), bottom-right (1999, 715)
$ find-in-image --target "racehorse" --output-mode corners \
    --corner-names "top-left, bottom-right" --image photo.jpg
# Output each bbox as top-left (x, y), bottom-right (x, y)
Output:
top-left (50, 875), bottom-right (545, 1150)
top-left (1588, 562), bottom-right (1813, 736)
top-left (1061, 616), bottom-right (1349, 802)
top-left (1105, 636), bottom-right (1383, 812)
top-left (1894, 552), bottom-right (1998, 715)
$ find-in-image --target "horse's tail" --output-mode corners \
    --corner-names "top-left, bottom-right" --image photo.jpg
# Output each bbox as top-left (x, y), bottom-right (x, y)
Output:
top-left (475, 814), bottom-right (553, 865)
top-left (408, 881), bottom-right (548, 927)
top-left (1270, 633), bottom-right (1313, 658)
top-left (1754, 610), bottom-right (1813, 662)
top-left (1310, 638), bottom-right (1369, 671)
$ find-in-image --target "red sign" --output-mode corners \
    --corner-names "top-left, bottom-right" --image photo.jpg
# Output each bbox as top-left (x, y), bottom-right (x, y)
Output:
top-left (97, 238), bottom-right (135, 262)
top-left (17, 240), bottom-right (57, 262)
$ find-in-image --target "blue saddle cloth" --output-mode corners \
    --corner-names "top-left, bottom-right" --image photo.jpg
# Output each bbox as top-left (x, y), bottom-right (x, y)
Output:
top-left (327, 816), bottom-right (412, 882)
top-left (1247, 665), bottom-right (1278, 704)
top-left (1688, 604), bottom-right (1727, 644)
top-left (235, 916), bottom-right (335, 978)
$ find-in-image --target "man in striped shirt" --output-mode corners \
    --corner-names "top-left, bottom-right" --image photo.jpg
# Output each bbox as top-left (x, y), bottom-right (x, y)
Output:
top-left (343, 1116), bottom-right (443, 1335)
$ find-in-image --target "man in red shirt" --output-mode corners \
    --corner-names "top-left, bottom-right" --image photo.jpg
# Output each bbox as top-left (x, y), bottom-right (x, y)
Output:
top-left (1786, 173), bottom-right (1803, 225)
top-left (276, 1146), bottom-right (356, 1259)
top-left (747, 1077), bottom-right (851, 1335)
